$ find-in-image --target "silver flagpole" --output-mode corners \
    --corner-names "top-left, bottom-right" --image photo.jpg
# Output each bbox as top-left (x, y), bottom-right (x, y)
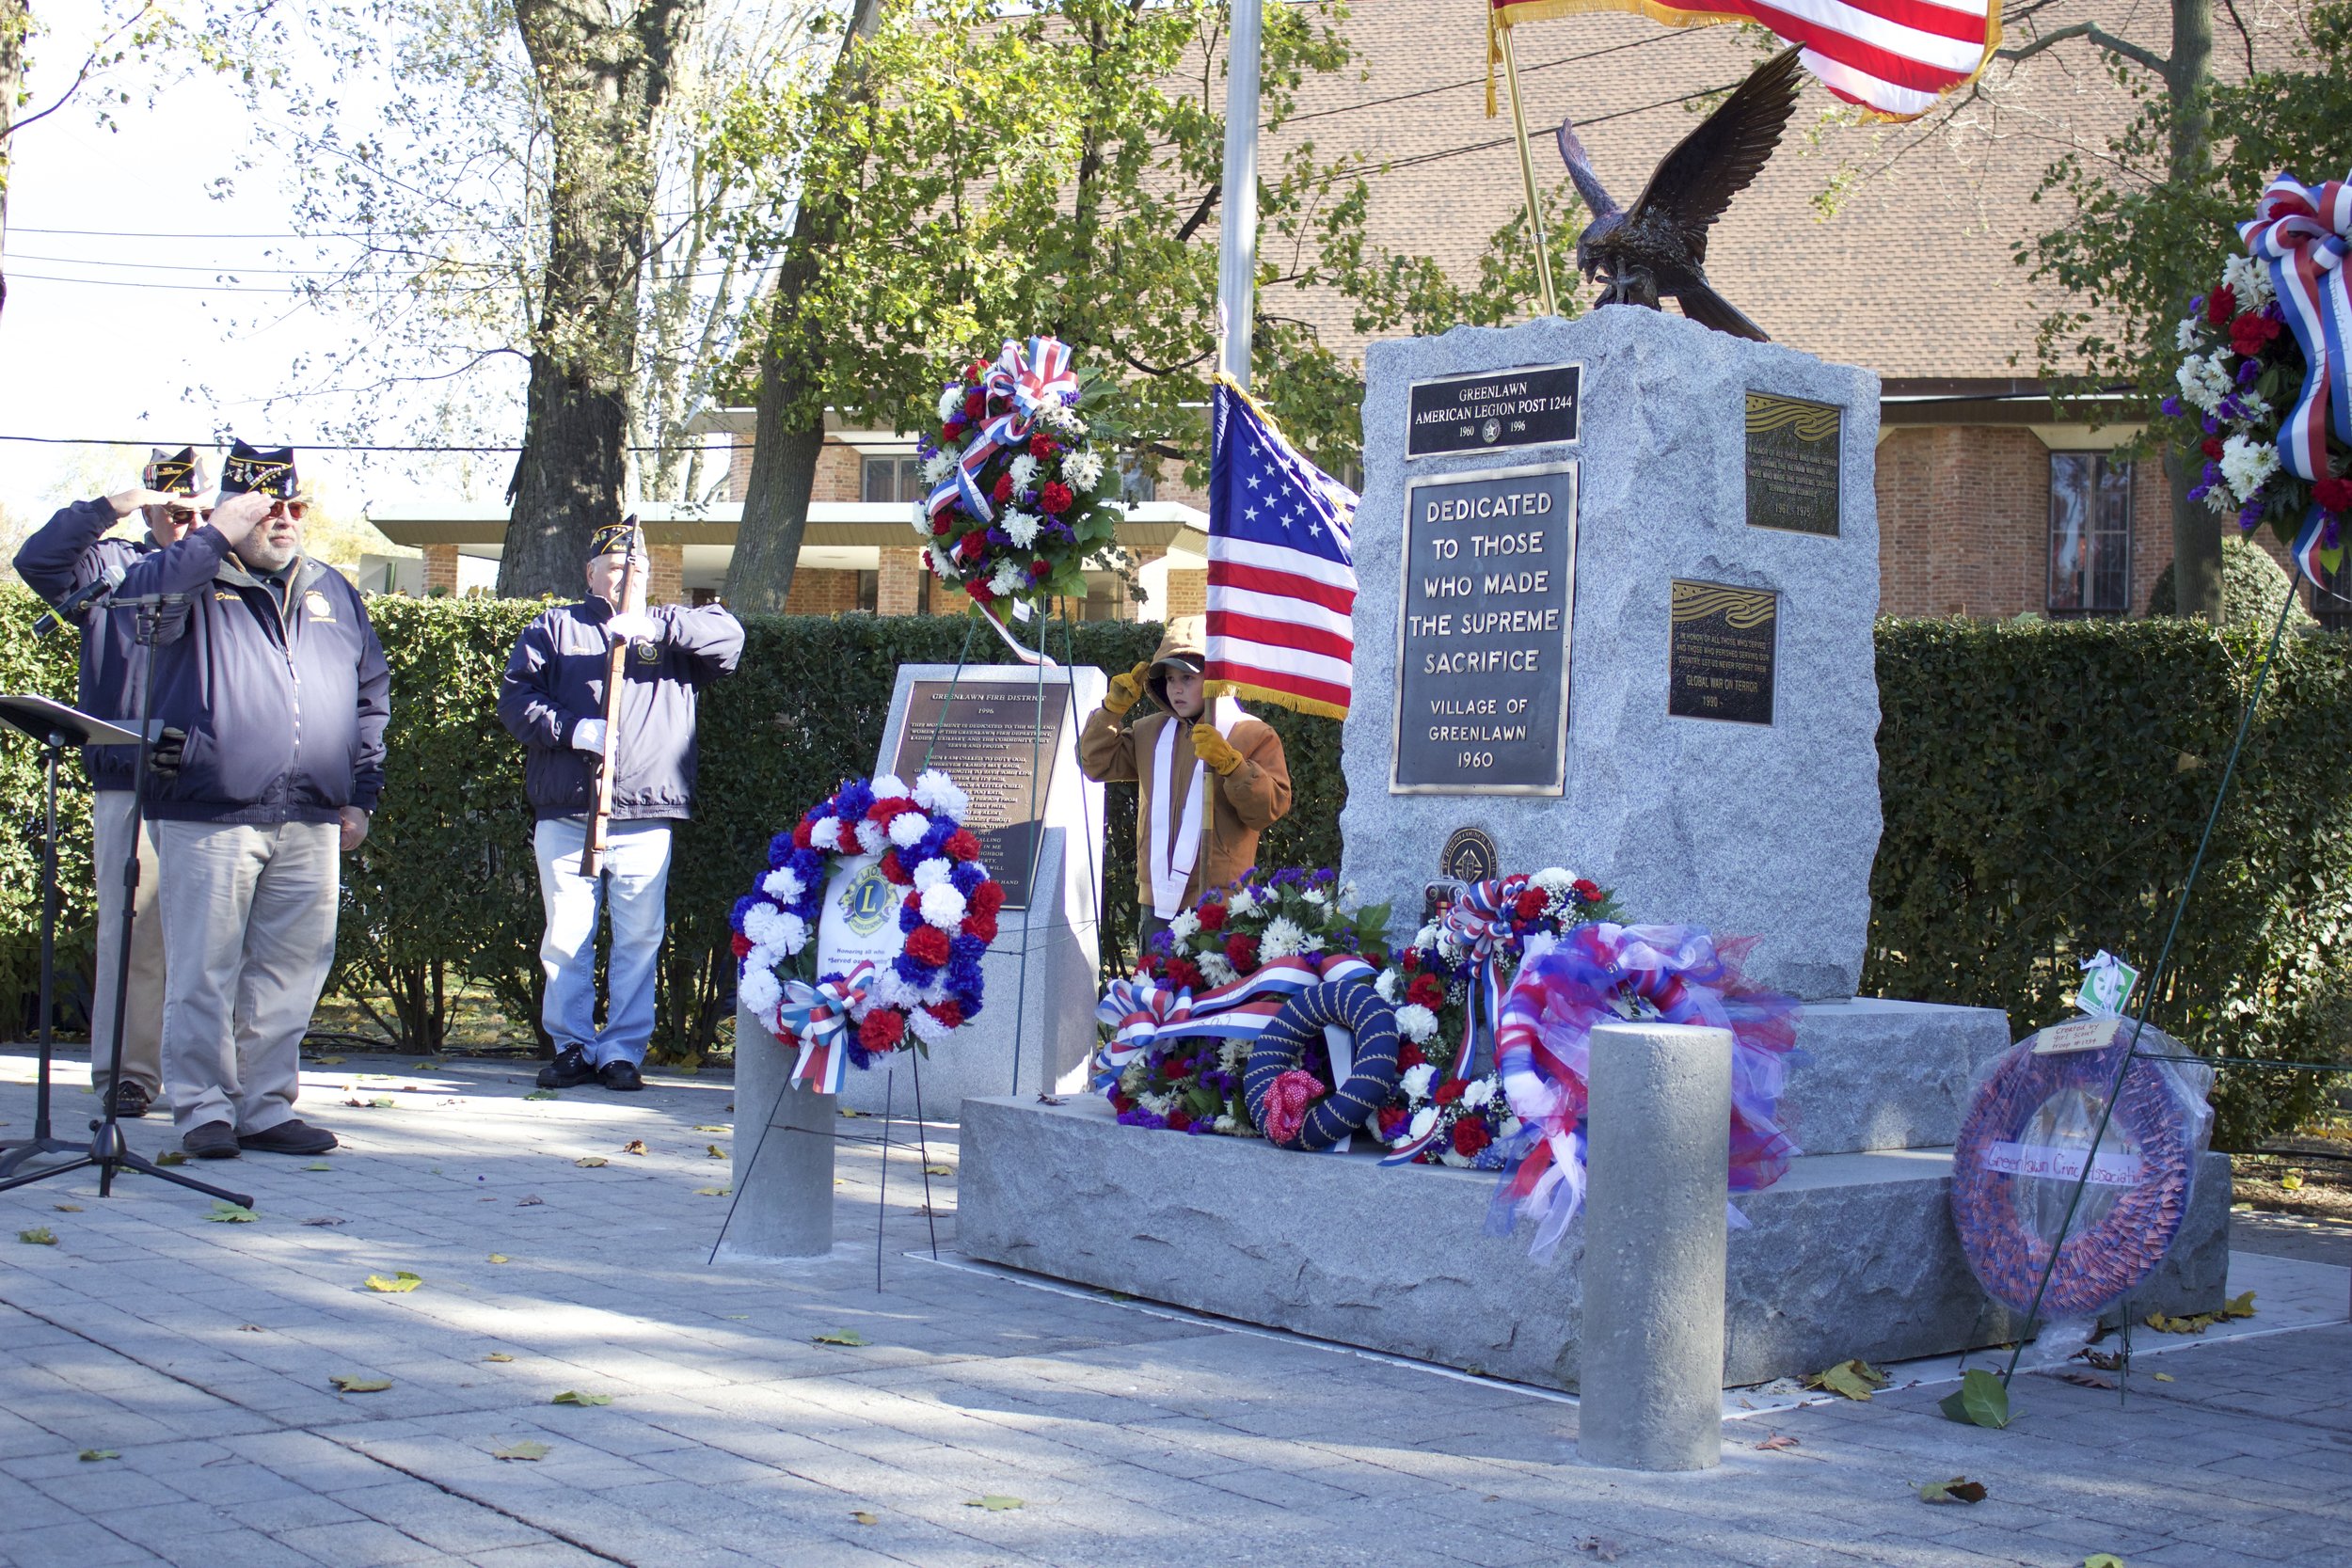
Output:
top-left (1217, 0), bottom-right (1263, 388)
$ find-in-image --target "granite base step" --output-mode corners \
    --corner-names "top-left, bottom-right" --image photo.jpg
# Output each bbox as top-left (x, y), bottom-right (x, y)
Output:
top-left (957, 1094), bottom-right (2229, 1391)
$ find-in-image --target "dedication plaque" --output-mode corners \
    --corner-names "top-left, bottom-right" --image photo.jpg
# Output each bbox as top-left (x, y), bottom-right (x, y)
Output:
top-left (1744, 391), bottom-right (1842, 536)
top-left (888, 682), bottom-right (1068, 909)
top-left (1406, 363), bottom-right (1581, 459)
top-left (1391, 461), bottom-right (1578, 794)
top-left (1668, 580), bottom-right (1777, 725)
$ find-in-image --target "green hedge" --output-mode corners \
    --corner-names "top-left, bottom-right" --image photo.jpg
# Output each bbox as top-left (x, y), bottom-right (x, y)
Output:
top-left (3, 587), bottom-right (2345, 1145)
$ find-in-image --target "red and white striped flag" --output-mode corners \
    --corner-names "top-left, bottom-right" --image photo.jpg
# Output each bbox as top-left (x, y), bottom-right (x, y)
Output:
top-left (1489, 0), bottom-right (2001, 122)
top-left (1202, 378), bottom-right (1359, 721)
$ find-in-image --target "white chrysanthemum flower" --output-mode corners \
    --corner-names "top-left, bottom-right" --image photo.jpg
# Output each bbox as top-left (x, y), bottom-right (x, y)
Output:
top-left (1229, 887), bottom-right (1259, 915)
top-left (2177, 353), bottom-right (2231, 414)
top-left (1532, 867), bottom-right (1577, 895)
top-left (760, 867), bottom-right (803, 902)
top-left (887, 811), bottom-right (930, 848)
top-left (1219, 1040), bottom-right (1248, 1070)
top-left (1373, 969), bottom-right (1400, 1003)
top-left (2221, 433), bottom-right (2280, 500)
top-left (1169, 910), bottom-right (1201, 942)
top-left (870, 967), bottom-right (921, 1010)
top-left (1213, 1114), bottom-right (1236, 1135)
top-left (853, 819), bottom-right (886, 855)
top-left (2175, 317), bottom-right (2201, 353)
top-left (923, 545), bottom-right (956, 580)
top-left (2222, 253), bottom-right (2275, 308)
top-left (1465, 1077), bottom-right (1497, 1109)
top-left (1062, 448), bottom-right (1104, 490)
top-left (773, 911), bottom-right (808, 954)
top-left (1001, 508), bottom-right (1041, 548)
top-left (1009, 454), bottom-right (1039, 491)
top-left (870, 774), bottom-right (909, 800)
top-left (1198, 951), bottom-right (1236, 988)
top-left (1406, 1106), bottom-right (1438, 1141)
top-left (1438, 1148), bottom-right (1470, 1168)
top-left (1140, 1091), bottom-right (1173, 1116)
top-left (1400, 1063), bottom-right (1436, 1100)
top-left (919, 882), bottom-right (967, 930)
top-left (1301, 886), bottom-right (1328, 908)
top-left (936, 385), bottom-right (963, 422)
top-left (1040, 404), bottom-right (1085, 440)
top-left (810, 816), bottom-right (842, 850)
top-left (741, 903), bottom-right (786, 947)
top-left (743, 943), bottom-right (777, 975)
top-left (1298, 933), bottom-right (1326, 956)
top-left (1259, 916), bottom-right (1308, 961)
top-left (2237, 389), bottom-right (2272, 423)
top-left (921, 449), bottom-right (954, 486)
top-left (989, 561), bottom-right (1026, 597)
top-left (1395, 1004), bottom-right (1438, 1043)
top-left (910, 501), bottom-right (932, 537)
top-left (739, 966), bottom-right (781, 1017)
top-left (914, 857), bottom-right (953, 893)
top-left (908, 1005), bottom-right (957, 1045)
top-left (913, 768), bottom-right (968, 818)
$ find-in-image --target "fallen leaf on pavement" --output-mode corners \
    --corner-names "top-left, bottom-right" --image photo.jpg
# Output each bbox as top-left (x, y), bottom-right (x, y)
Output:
top-left (364, 1272), bottom-right (422, 1293)
top-left (1938, 1368), bottom-right (2013, 1429)
top-left (963, 1496), bottom-right (1023, 1511)
top-left (2084, 1556), bottom-right (2127, 1568)
top-left (1756, 1433), bottom-right (1800, 1451)
top-left (54, 1204), bottom-right (81, 1212)
top-left (517, 1195), bottom-right (544, 1206)
top-left (79, 1449), bottom-right (119, 1462)
top-left (329, 1375), bottom-right (392, 1393)
top-left (208, 1202), bottom-right (258, 1224)
top-left (238, 1324), bottom-right (263, 1333)
top-left (523, 1089), bottom-right (558, 1101)
top-left (301, 1216), bottom-right (346, 1227)
top-left (923, 1165), bottom-right (951, 1176)
top-left (485, 1354), bottom-right (515, 1363)
top-left (154, 1151), bottom-right (188, 1166)
top-left (812, 1330), bottom-right (866, 1347)
top-left (303, 1162), bottom-right (333, 1171)
top-left (315, 1055), bottom-right (346, 1065)
top-left (574, 1157), bottom-right (608, 1168)
top-left (850, 1511), bottom-right (878, 1526)
top-left (2280, 1172), bottom-right (2304, 1192)
top-left (1805, 1358), bottom-right (1890, 1400)
top-left (487, 1254), bottom-right (510, 1264)
top-left (1919, 1477), bottom-right (1988, 1505)
top-left (706, 1144), bottom-right (728, 1159)
top-left (693, 1187), bottom-right (731, 1197)
top-left (1577, 1539), bottom-right (1622, 1561)
top-left (18, 1227), bottom-right (56, 1245)
top-left (2058, 1370), bottom-right (2115, 1389)
top-left (2152, 1372), bottom-right (2175, 1383)
top-left (494, 1440), bottom-right (549, 1462)
top-left (621, 1140), bottom-right (647, 1156)
top-left (838, 1108), bottom-right (869, 1118)
top-left (693, 1124), bottom-right (729, 1132)
top-left (1035, 1094), bottom-right (1064, 1106)
top-left (551, 1391), bottom-right (612, 1406)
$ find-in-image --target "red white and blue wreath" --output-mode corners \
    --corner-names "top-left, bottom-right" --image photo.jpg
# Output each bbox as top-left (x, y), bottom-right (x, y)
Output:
top-left (730, 770), bottom-right (1004, 1094)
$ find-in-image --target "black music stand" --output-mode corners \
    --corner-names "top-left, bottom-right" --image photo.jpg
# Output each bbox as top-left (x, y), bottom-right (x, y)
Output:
top-left (0, 691), bottom-right (251, 1207)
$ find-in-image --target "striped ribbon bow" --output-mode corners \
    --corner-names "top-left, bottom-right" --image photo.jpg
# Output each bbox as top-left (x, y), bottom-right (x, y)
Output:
top-left (929, 336), bottom-right (1081, 525)
top-left (1094, 952), bottom-right (1375, 1086)
top-left (1438, 879), bottom-right (1515, 1080)
top-left (2240, 174), bottom-right (2352, 577)
top-left (777, 961), bottom-right (876, 1098)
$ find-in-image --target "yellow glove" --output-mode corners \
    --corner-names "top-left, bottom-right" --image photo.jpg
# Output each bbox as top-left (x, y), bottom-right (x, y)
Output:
top-left (1104, 660), bottom-right (1152, 716)
top-left (1192, 722), bottom-right (1244, 776)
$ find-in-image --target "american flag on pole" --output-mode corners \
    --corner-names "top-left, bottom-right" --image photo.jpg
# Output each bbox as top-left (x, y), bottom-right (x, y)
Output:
top-left (1488, 0), bottom-right (2002, 123)
top-left (1202, 377), bottom-right (1359, 721)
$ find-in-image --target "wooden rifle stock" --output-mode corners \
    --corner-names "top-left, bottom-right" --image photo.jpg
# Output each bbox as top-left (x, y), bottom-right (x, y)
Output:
top-left (580, 549), bottom-right (641, 877)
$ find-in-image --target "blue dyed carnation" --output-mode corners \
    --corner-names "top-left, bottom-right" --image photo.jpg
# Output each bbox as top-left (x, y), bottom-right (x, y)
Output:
top-left (949, 934), bottom-right (988, 966)
top-left (949, 861), bottom-right (986, 895)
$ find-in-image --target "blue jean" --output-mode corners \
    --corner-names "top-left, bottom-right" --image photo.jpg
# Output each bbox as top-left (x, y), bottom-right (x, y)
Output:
top-left (532, 816), bottom-right (673, 1066)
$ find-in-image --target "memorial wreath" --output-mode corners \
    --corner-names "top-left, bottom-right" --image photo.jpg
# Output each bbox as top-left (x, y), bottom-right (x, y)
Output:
top-left (731, 770), bottom-right (1004, 1094)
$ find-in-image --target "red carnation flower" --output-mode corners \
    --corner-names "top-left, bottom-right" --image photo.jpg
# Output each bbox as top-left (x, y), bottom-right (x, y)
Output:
top-left (1406, 974), bottom-right (1444, 1009)
top-left (905, 926), bottom-right (951, 966)
top-left (2201, 436), bottom-right (2226, 461)
top-left (1377, 1105), bottom-right (1408, 1135)
top-left (868, 798), bottom-right (910, 823)
top-left (1029, 434), bottom-right (1057, 459)
top-left (930, 512), bottom-right (953, 537)
top-left (1515, 888), bottom-right (1548, 921)
top-left (940, 422), bottom-right (962, 444)
top-left (963, 389), bottom-right (986, 418)
top-left (878, 848), bottom-right (907, 884)
top-left (2230, 311), bottom-right (2283, 358)
top-left (1224, 933), bottom-right (1260, 973)
top-left (1160, 1056), bottom-right (1190, 1083)
top-left (1401, 948), bottom-right (1421, 973)
top-left (2205, 285), bottom-right (2236, 325)
top-left (792, 820), bottom-right (815, 848)
top-left (1166, 1109), bottom-right (1193, 1132)
top-left (1197, 901), bottom-right (1229, 932)
top-left (992, 473), bottom-right (1014, 504)
top-left (925, 999), bottom-right (964, 1030)
top-left (962, 911), bottom-right (999, 944)
top-left (970, 880), bottom-right (1006, 918)
top-left (945, 828), bottom-right (982, 862)
top-left (1572, 879), bottom-right (1601, 901)
top-left (859, 1009), bottom-right (905, 1051)
top-left (1028, 558), bottom-right (1051, 579)
top-left (967, 580), bottom-right (994, 604)
top-left (1452, 1118), bottom-right (1493, 1157)
top-left (1040, 482), bottom-right (1074, 515)
top-left (1434, 1078), bottom-right (1467, 1106)
top-left (1111, 1091), bottom-right (1136, 1114)
top-left (965, 360), bottom-right (987, 381)
top-left (1165, 958), bottom-right (1202, 990)
top-left (730, 932), bottom-right (754, 958)
top-left (2314, 476), bottom-right (2352, 514)
top-left (955, 531), bottom-right (987, 562)
top-left (1397, 1039), bottom-right (1425, 1070)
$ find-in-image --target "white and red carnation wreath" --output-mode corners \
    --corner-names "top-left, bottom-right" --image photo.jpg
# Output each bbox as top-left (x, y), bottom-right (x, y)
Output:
top-left (730, 770), bottom-right (1004, 1091)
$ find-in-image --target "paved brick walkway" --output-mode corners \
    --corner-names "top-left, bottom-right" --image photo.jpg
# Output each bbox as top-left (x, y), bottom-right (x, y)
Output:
top-left (2, 1051), bottom-right (2347, 1568)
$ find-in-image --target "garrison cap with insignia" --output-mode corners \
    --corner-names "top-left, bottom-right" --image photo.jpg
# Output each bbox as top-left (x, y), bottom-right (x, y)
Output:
top-left (145, 447), bottom-right (214, 499)
top-left (218, 439), bottom-right (300, 499)
top-left (588, 515), bottom-right (645, 560)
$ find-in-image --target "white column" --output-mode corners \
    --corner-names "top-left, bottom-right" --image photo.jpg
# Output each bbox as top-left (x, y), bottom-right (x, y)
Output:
top-left (1579, 1021), bottom-right (1732, 1471)
top-left (717, 1007), bottom-right (836, 1259)
top-left (1217, 0), bottom-right (1263, 388)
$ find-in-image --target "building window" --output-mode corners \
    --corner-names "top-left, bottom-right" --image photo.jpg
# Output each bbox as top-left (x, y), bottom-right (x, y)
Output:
top-left (2313, 554), bottom-right (2352, 632)
top-left (855, 570), bottom-right (880, 613)
top-left (2047, 453), bottom-right (2133, 616)
top-left (862, 453), bottom-right (924, 503)
top-left (1117, 452), bottom-right (1156, 505)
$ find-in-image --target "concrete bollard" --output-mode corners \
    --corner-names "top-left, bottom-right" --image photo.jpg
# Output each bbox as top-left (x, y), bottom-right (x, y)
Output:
top-left (716, 1006), bottom-right (835, 1259)
top-left (1578, 1020), bottom-right (1733, 1471)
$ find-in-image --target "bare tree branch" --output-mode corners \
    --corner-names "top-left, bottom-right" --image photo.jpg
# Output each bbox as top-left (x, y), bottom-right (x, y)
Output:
top-left (1999, 21), bottom-right (2171, 77)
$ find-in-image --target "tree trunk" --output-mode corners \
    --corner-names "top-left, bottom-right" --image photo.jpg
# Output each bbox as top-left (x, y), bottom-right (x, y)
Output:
top-left (501, 0), bottom-right (698, 598)
top-left (2166, 0), bottom-right (2223, 622)
top-left (0, 0), bottom-right (27, 324)
top-left (723, 0), bottom-right (885, 611)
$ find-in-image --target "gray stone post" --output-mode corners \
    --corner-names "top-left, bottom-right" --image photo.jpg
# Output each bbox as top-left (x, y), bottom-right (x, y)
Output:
top-left (717, 1006), bottom-right (835, 1259)
top-left (1579, 1020), bottom-right (1732, 1471)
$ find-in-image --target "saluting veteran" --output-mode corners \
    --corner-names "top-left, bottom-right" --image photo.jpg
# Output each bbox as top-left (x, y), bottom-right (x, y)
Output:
top-left (498, 518), bottom-right (742, 1092)
top-left (114, 442), bottom-right (389, 1160)
top-left (10, 449), bottom-right (214, 1119)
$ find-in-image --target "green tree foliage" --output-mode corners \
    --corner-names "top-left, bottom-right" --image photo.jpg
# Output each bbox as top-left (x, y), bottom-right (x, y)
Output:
top-left (2146, 531), bottom-right (2317, 626)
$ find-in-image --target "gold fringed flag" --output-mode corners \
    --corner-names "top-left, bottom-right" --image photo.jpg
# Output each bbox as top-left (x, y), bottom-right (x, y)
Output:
top-left (1487, 0), bottom-right (2004, 122)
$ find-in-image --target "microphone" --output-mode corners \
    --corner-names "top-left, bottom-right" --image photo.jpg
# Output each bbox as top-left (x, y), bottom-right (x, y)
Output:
top-left (32, 562), bottom-right (127, 639)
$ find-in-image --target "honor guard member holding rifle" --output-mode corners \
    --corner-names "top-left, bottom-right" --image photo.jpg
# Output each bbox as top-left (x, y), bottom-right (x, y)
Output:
top-left (12, 449), bottom-right (217, 1120)
top-left (112, 442), bottom-right (389, 1159)
top-left (498, 517), bottom-right (742, 1091)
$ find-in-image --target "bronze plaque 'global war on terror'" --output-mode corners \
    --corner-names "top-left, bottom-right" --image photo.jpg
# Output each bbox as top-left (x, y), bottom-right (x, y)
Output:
top-left (889, 681), bottom-right (1068, 909)
top-left (1668, 580), bottom-right (1777, 725)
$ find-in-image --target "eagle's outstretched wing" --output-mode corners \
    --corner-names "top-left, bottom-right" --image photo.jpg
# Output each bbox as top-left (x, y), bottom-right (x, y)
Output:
top-left (1555, 119), bottom-right (1620, 221)
top-left (1624, 49), bottom-right (1803, 266)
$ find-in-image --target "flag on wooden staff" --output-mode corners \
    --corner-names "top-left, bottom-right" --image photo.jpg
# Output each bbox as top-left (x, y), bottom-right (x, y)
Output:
top-left (1202, 376), bottom-right (1359, 721)
top-left (1486, 0), bottom-right (2004, 123)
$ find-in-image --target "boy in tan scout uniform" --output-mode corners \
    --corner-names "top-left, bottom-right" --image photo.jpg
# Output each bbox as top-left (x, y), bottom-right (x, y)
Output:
top-left (1078, 615), bottom-right (1291, 951)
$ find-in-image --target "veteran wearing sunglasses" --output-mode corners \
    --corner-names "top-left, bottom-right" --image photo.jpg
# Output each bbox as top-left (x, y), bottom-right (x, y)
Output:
top-left (12, 448), bottom-right (217, 1120)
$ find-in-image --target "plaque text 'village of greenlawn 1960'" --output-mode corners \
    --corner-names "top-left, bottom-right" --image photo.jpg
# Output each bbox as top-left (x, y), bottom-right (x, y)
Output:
top-left (1391, 462), bottom-right (1578, 795)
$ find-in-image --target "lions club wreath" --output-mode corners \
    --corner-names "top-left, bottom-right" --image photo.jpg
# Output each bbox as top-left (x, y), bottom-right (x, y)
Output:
top-left (731, 770), bottom-right (1004, 1093)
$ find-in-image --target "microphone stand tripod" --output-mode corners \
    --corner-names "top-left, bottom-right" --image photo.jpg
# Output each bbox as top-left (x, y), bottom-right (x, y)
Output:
top-left (0, 701), bottom-right (100, 1176)
top-left (0, 598), bottom-right (252, 1207)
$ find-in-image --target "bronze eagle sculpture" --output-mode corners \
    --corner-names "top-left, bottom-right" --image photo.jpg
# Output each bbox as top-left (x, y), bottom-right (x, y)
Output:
top-left (1555, 48), bottom-right (1804, 341)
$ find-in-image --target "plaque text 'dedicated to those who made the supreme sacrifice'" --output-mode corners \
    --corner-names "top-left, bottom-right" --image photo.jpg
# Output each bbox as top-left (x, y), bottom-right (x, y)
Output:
top-left (889, 681), bottom-right (1070, 909)
top-left (1391, 462), bottom-right (1579, 795)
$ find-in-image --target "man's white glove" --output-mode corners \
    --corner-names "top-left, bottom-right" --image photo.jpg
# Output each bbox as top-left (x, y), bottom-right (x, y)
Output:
top-left (571, 718), bottom-right (608, 755)
top-left (606, 610), bottom-right (660, 643)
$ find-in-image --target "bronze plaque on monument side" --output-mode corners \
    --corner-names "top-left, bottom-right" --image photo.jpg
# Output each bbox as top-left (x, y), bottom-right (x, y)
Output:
top-left (889, 681), bottom-right (1068, 909)
top-left (1668, 580), bottom-right (1777, 726)
top-left (1744, 391), bottom-right (1841, 537)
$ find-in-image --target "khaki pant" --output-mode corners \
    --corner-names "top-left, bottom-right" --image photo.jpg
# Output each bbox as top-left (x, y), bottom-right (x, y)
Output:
top-left (153, 819), bottom-right (339, 1136)
top-left (87, 789), bottom-right (166, 1101)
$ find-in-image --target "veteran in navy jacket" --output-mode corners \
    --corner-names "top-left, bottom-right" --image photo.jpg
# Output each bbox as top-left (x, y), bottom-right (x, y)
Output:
top-left (10, 449), bottom-right (214, 1118)
top-left (498, 517), bottom-right (742, 1091)
top-left (113, 445), bottom-right (389, 1160)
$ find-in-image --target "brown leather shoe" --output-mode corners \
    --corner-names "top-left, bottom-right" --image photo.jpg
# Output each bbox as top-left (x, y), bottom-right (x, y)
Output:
top-left (182, 1121), bottom-right (241, 1160)
top-left (103, 1081), bottom-right (154, 1119)
top-left (237, 1120), bottom-right (340, 1156)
